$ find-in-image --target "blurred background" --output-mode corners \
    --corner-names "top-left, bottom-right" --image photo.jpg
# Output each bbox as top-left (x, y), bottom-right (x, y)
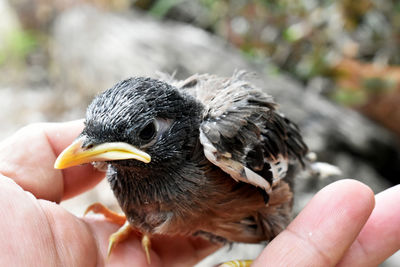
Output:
top-left (0, 0), bottom-right (399, 265)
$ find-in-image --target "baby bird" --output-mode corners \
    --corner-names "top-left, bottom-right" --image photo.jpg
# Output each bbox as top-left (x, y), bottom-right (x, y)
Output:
top-left (55, 72), bottom-right (309, 265)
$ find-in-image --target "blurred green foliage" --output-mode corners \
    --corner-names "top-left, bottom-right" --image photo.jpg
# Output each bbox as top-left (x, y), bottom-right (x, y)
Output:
top-left (0, 29), bottom-right (38, 66)
top-left (149, 0), bottom-right (184, 17)
top-left (140, 0), bottom-right (400, 106)
top-left (332, 88), bottom-right (367, 106)
top-left (4, 0), bottom-right (399, 110)
top-left (362, 77), bottom-right (396, 95)
top-left (2, 0), bottom-right (399, 133)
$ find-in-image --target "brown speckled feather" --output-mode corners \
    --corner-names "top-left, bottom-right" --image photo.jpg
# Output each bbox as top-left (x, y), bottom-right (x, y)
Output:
top-left (169, 72), bottom-right (308, 187)
top-left (158, 71), bottom-right (307, 242)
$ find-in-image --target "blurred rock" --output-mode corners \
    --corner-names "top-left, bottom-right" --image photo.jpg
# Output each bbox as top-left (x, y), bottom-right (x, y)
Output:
top-left (0, 86), bottom-right (53, 137)
top-left (7, 0), bottom-right (131, 30)
top-left (51, 6), bottom-right (250, 95)
top-left (0, 0), bottom-right (19, 39)
top-left (159, 0), bottom-right (216, 29)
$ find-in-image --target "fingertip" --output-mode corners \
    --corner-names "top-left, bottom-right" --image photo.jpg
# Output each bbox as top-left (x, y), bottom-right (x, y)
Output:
top-left (368, 184), bottom-right (400, 242)
top-left (320, 179), bottom-right (375, 210)
top-left (44, 120), bottom-right (85, 155)
top-left (295, 179), bottom-right (375, 222)
top-left (254, 179), bottom-right (375, 266)
top-left (291, 179), bottom-right (375, 236)
top-left (323, 178), bottom-right (374, 195)
top-left (45, 120), bottom-right (106, 200)
top-left (0, 120), bottom-right (103, 202)
top-left (337, 184), bottom-right (400, 266)
top-left (0, 123), bottom-right (65, 202)
top-left (376, 184), bottom-right (400, 200)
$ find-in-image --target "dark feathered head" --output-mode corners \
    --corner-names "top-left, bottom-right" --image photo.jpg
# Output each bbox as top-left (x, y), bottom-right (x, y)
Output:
top-left (54, 77), bottom-right (203, 170)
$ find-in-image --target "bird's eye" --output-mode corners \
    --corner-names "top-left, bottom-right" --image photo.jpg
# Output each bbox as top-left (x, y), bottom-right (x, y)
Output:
top-left (139, 121), bottom-right (157, 142)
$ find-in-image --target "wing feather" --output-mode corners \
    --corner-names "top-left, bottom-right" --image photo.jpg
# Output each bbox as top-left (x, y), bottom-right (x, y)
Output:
top-left (170, 71), bottom-right (308, 193)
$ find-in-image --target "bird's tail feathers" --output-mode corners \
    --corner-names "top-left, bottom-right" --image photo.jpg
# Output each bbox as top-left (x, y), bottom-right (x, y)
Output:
top-left (302, 152), bottom-right (342, 179)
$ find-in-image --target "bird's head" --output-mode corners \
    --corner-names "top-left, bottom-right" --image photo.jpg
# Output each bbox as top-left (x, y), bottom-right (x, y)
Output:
top-left (54, 77), bottom-right (203, 171)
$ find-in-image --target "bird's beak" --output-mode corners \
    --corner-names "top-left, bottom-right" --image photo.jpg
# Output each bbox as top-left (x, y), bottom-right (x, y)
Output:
top-left (54, 137), bottom-right (151, 169)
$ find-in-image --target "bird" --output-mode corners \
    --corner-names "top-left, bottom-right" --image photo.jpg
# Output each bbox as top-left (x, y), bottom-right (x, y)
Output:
top-left (54, 71), bottom-right (309, 266)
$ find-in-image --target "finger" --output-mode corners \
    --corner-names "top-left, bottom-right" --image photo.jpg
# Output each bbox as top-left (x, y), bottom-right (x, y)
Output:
top-left (337, 185), bottom-right (400, 267)
top-left (253, 179), bottom-right (375, 266)
top-left (0, 176), bottom-right (60, 266)
top-left (151, 235), bottom-right (220, 266)
top-left (0, 121), bottom-right (104, 202)
top-left (0, 175), bottom-right (98, 267)
top-left (43, 120), bottom-right (105, 200)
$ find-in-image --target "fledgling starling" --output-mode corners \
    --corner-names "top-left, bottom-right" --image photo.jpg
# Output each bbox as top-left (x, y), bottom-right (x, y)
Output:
top-left (55, 71), bottom-right (309, 265)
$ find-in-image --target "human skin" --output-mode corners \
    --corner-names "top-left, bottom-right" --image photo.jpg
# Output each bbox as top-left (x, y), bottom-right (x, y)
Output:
top-left (0, 120), bottom-right (398, 267)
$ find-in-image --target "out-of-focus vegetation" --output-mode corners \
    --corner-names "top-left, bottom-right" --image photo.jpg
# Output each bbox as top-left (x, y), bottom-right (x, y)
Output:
top-left (0, 29), bottom-right (37, 65)
top-left (144, 0), bottom-right (400, 85)
top-left (2, 0), bottom-right (400, 136)
top-left (135, 0), bottom-right (400, 136)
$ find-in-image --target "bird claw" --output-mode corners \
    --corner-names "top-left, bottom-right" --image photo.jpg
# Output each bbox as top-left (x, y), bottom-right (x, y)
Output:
top-left (84, 203), bottom-right (152, 263)
top-left (107, 221), bottom-right (132, 258)
top-left (84, 202), bottom-right (126, 226)
top-left (142, 234), bottom-right (152, 264)
top-left (107, 223), bottom-right (152, 264)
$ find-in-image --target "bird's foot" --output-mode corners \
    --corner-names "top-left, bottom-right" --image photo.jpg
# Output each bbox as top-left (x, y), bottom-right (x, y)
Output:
top-left (84, 203), bottom-right (134, 259)
top-left (142, 234), bottom-right (152, 264)
top-left (84, 202), bottom-right (126, 226)
top-left (217, 260), bottom-right (253, 267)
top-left (108, 225), bottom-right (152, 264)
top-left (84, 202), bottom-right (152, 264)
top-left (107, 223), bottom-right (152, 264)
top-left (107, 220), bottom-right (132, 257)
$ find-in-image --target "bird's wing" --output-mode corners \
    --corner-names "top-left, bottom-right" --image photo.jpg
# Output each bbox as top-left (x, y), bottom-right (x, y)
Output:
top-left (175, 71), bottom-right (308, 192)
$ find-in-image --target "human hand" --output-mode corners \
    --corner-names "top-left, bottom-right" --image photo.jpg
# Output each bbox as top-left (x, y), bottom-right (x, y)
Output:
top-left (252, 173), bottom-right (400, 266)
top-left (0, 120), bottom-right (218, 267)
top-left (0, 121), bottom-right (398, 267)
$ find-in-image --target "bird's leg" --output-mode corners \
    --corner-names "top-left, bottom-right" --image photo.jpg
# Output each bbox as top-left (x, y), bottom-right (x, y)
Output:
top-left (108, 220), bottom-right (132, 257)
top-left (84, 203), bottom-right (132, 257)
top-left (142, 234), bottom-right (152, 264)
top-left (108, 222), bottom-right (152, 264)
top-left (218, 260), bottom-right (253, 267)
top-left (84, 202), bottom-right (126, 226)
top-left (84, 202), bottom-right (152, 263)
top-left (84, 203), bottom-right (132, 258)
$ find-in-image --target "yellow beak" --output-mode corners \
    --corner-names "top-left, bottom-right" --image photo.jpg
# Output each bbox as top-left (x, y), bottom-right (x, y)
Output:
top-left (54, 137), bottom-right (151, 169)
